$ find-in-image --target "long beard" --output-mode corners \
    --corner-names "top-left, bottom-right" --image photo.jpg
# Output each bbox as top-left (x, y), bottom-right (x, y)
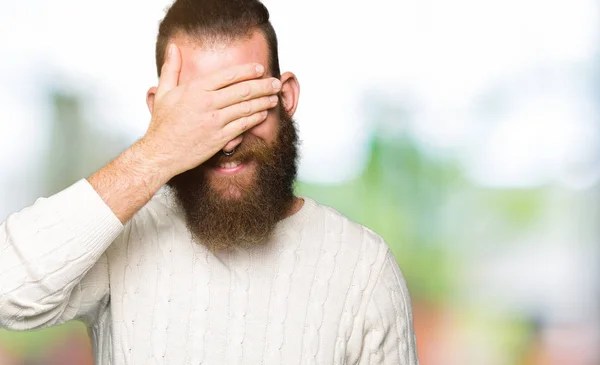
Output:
top-left (167, 104), bottom-right (299, 252)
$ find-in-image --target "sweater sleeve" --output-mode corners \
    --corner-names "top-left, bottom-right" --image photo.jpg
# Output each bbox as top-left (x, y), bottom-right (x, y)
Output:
top-left (0, 179), bottom-right (123, 330)
top-left (357, 249), bottom-right (420, 365)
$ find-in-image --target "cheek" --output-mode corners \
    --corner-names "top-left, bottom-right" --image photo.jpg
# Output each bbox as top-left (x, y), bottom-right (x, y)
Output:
top-left (248, 111), bottom-right (279, 146)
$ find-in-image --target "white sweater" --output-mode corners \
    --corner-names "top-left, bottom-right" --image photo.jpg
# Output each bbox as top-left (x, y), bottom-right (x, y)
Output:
top-left (0, 179), bottom-right (419, 365)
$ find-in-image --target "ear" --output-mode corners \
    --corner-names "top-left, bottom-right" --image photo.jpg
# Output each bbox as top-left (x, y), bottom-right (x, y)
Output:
top-left (146, 86), bottom-right (157, 114)
top-left (279, 72), bottom-right (300, 117)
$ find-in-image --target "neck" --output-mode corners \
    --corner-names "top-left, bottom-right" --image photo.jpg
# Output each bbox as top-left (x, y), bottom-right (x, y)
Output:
top-left (284, 196), bottom-right (304, 219)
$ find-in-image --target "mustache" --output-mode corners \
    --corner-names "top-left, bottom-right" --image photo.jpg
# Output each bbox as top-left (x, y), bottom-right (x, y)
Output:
top-left (207, 136), bottom-right (272, 166)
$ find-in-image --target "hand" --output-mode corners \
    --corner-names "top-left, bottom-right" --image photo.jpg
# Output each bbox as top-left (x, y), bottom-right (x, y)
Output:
top-left (142, 43), bottom-right (281, 179)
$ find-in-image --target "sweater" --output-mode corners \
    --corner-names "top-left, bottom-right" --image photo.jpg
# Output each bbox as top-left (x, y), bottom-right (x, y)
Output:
top-left (0, 179), bottom-right (419, 365)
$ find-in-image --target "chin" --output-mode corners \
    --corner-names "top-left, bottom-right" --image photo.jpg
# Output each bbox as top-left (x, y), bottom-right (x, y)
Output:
top-left (217, 185), bottom-right (245, 200)
top-left (208, 176), bottom-right (255, 201)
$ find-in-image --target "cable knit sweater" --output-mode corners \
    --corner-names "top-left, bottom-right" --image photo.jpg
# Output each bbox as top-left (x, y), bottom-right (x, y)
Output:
top-left (0, 179), bottom-right (419, 365)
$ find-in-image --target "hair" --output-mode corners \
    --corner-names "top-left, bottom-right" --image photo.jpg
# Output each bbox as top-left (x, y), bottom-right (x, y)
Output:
top-left (155, 0), bottom-right (281, 78)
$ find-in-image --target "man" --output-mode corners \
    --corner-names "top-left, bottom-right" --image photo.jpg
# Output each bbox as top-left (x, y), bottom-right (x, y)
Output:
top-left (0, 0), bottom-right (419, 364)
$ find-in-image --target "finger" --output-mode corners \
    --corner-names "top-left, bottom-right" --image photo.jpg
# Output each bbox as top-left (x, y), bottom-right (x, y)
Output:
top-left (199, 63), bottom-right (266, 91)
top-left (221, 111), bottom-right (269, 141)
top-left (223, 135), bottom-right (244, 153)
top-left (156, 44), bottom-right (182, 99)
top-left (217, 95), bottom-right (278, 126)
top-left (210, 78), bottom-right (281, 110)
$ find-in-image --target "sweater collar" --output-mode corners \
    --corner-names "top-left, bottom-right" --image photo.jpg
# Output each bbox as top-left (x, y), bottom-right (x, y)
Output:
top-left (274, 196), bottom-right (317, 234)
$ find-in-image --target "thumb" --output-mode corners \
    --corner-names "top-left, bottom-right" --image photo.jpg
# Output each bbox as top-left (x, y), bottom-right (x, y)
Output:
top-left (156, 44), bottom-right (182, 100)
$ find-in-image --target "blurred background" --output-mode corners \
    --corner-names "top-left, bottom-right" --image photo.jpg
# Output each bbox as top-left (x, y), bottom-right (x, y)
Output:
top-left (0, 0), bottom-right (599, 364)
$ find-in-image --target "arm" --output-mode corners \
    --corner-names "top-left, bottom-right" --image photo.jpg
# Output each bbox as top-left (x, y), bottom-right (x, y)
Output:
top-left (0, 121), bottom-right (174, 330)
top-left (357, 249), bottom-right (420, 365)
top-left (0, 126), bottom-right (181, 330)
top-left (0, 143), bottom-right (179, 330)
top-left (0, 43), bottom-right (281, 330)
top-left (0, 180), bottom-right (122, 330)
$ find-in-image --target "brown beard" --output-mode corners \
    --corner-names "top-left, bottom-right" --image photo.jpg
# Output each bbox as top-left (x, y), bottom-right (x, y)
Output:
top-left (166, 103), bottom-right (299, 252)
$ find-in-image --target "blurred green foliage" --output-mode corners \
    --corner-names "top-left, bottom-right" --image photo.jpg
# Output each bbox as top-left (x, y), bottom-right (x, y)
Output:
top-left (0, 322), bottom-right (85, 358)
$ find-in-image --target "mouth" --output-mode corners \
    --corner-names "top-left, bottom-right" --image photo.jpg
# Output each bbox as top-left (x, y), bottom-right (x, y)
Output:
top-left (212, 159), bottom-right (247, 174)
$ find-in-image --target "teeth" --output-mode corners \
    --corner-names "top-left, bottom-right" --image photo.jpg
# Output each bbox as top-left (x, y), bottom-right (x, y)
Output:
top-left (219, 161), bottom-right (241, 169)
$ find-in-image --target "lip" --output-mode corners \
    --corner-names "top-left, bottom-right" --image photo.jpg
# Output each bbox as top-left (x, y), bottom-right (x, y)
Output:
top-left (213, 162), bottom-right (246, 175)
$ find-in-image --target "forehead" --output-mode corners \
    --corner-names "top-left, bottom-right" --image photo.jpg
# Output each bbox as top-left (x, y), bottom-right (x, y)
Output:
top-left (174, 31), bottom-right (270, 84)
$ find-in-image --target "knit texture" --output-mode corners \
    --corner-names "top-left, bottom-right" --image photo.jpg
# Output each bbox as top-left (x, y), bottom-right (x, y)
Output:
top-left (0, 179), bottom-right (419, 365)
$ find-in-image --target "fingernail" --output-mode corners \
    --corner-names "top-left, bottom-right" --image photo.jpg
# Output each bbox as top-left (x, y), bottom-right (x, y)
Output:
top-left (272, 79), bottom-right (282, 90)
top-left (269, 95), bottom-right (278, 103)
top-left (167, 44), bottom-right (175, 57)
top-left (261, 111), bottom-right (268, 117)
top-left (256, 64), bottom-right (265, 74)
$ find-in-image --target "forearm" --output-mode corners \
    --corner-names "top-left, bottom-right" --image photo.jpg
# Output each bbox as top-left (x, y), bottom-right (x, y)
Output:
top-left (88, 137), bottom-right (175, 224)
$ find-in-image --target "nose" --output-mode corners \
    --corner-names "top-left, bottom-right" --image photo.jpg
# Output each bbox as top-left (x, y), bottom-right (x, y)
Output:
top-left (223, 134), bottom-right (244, 154)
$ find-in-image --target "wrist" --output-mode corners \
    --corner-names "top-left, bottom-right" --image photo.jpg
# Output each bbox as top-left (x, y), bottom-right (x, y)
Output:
top-left (125, 138), bottom-right (176, 189)
top-left (87, 139), bottom-right (174, 223)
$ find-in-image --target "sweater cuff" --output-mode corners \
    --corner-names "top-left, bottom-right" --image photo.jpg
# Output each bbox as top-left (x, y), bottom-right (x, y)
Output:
top-left (41, 178), bottom-right (124, 257)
